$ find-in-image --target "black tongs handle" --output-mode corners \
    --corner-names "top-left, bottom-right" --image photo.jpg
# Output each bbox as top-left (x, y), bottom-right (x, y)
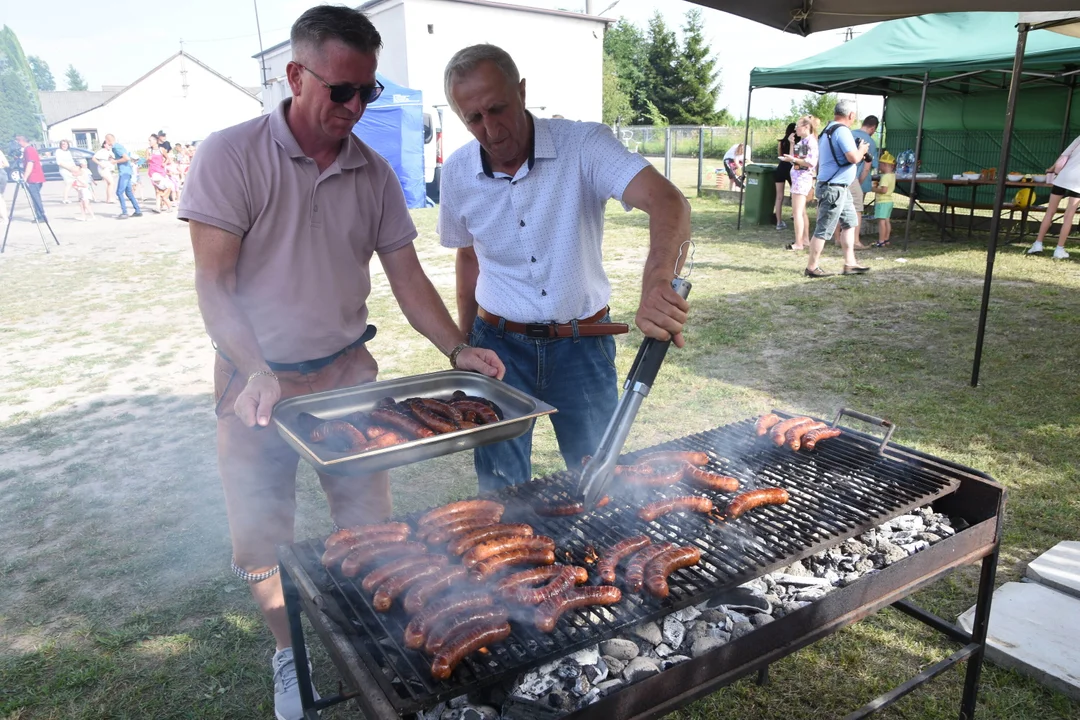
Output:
top-left (624, 278), bottom-right (692, 391)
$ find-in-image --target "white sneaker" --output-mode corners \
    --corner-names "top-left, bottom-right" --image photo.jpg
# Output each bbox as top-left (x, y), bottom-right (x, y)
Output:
top-left (1053, 246), bottom-right (1070, 260)
top-left (1026, 241), bottom-right (1044, 254)
top-left (273, 647), bottom-right (320, 720)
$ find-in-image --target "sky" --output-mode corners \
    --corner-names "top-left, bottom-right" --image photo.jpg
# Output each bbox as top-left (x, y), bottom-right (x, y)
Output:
top-left (5, 0), bottom-right (882, 121)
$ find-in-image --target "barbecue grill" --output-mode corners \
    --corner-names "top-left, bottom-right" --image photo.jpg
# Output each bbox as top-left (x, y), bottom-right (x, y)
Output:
top-left (278, 409), bottom-right (1004, 720)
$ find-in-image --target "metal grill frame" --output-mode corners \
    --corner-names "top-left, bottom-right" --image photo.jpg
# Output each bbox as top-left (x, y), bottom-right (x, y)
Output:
top-left (279, 413), bottom-right (1004, 720)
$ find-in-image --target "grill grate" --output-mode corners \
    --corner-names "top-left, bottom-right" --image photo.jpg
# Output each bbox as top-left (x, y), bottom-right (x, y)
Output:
top-left (293, 415), bottom-right (961, 713)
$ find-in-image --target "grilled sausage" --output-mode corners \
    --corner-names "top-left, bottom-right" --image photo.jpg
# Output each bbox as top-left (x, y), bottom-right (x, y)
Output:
top-left (369, 408), bottom-right (436, 439)
top-left (726, 488), bottom-right (790, 519)
top-left (362, 423), bottom-right (392, 439)
top-left (803, 427), bottom-right (842, 450)
top-left (634, 450), bottom-right (710, 468)
top-left (364, 430), bottom-right (409, 449)
top-left (417, 500), bottom-right (505, 529)
top-left (408, 399), bottom-right (459, 434)
top-left (447, 524), bottom-right (535, 556)
top-left (361, 554), bottom-right (447, 593)
top-left (755, 413), bottom-right (782, 436)
top-left (431, 621), bottom-right (512, 680)
top-left (534, 586), bottom-right (622, 633)
top-left (425, 607), bottom-right (510, 654)
top-left (533, 496), bottom-right (610, 517)
top-left (322, 531), bottom-right (411, 567)
top-left (462, 536), bottom-right (555, 569)
top-left (470, 548), bottom-right (556, 580)
top-left (620, 464), bottom-right (686, 488)
top-left (638, 496), bottom-right (714, 522)
top-left (325, 522), bottom-right (410, 551)
top-left (597, 535), bottom-right (651, 584)
top-left (296, 411), bottom-right (325, 434)
top-left (340, 541), bottom-right (428, 577)
top-left (625, 542), bottom-right (677, 592)
top-left (402, 566), bottom-right (470, 615)
top-left (771, 417), bottom-right (813, 446)
top-left (404, 591), bottom-right (493, 650)
top-left (373, 562), bottom-right (449, 612)
top-left (683, 465), bottom-right (740, 493)
top-left (411, 397), bottom-right (464, 424)
top-left (501, 565), bottom-right (585, 606)
top-left (787, 421), bottom-right (827, 452)
top-left (450, 399), bottom-right (500, 424)
top-left (494, 565), bottom-right (587, 596)
top-left (422, 514), bottom-right (503, 545)
top-left (643, 546), bottom-right (702, 598)
top-left (309, 420), bottom-right (369, 451)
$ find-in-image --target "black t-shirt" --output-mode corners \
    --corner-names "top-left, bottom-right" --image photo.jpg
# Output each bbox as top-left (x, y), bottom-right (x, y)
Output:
top-left (779, 136), bottom-right (791, 155)
top-left (159, 139), bottom-right (172, 151)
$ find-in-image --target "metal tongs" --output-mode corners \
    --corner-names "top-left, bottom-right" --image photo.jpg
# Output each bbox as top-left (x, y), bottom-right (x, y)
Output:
top-left (578, 241), bottom-right (695, 507)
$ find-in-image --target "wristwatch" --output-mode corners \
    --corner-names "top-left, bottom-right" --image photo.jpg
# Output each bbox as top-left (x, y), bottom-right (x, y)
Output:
top-left (448, 342), bottom-right (470, 369)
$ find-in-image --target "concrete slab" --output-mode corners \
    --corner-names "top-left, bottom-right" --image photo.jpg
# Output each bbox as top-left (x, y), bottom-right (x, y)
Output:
top-left (1026, 541), bottom-right (1080, 600)
top-left (959, 582), bottom-right (1080, 701)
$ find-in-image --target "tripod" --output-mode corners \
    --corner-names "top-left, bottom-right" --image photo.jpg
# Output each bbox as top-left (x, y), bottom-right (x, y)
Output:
top-left (2, 173), bottom-right (60, 254)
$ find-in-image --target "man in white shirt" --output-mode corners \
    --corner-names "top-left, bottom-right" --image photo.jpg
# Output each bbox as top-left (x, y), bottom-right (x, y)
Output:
top-left (438, 44), bottom-right (692, 492)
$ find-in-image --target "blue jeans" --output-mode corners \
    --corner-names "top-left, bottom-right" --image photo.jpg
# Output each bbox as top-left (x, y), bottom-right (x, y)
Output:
top-left (26, 182), bottom-right (46, 221)
top-left (116, 173), bottom-right (140, 215)
top-left (470, 315), bottom-right (619, 493)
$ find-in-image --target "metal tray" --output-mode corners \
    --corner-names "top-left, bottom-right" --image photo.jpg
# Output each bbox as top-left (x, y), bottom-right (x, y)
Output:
top-left (273, 370), bottom-right (556, 475)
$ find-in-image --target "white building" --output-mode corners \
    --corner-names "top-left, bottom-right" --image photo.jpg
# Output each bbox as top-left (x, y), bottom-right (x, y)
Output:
top-left (254, 0), bottom-right (611, 160)
top-left (43, 52), bottom-right (262, 149)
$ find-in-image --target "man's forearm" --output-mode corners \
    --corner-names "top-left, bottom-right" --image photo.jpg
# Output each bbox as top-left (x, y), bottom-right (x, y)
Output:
top-left (195, 280), bottom-right (270, 377)
top-left (643, 192), bottom-right (691, 285)
top-left (455, 250), bottom-right (480, 337)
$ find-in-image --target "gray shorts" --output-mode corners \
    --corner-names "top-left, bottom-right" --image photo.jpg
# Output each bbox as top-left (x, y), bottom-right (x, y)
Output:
top-left (813, 182), bottom-right (858, 240)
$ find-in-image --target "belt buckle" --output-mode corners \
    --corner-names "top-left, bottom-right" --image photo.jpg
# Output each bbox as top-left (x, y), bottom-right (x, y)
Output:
top-left (524, 323), bottom-right (553, 338)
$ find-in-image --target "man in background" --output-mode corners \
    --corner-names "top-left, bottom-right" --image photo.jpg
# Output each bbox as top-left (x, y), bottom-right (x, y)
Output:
top-left (849, 115), bottom-right (879, 249)
top-left (102, 134), bottom-right (142, 219)
top-left (15, 136), bottom-right (46, 222)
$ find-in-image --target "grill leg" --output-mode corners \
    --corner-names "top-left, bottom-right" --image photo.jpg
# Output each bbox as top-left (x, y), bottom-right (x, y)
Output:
top-left (281, 564), bottom-right (321, 720)
top-left (958, 545), bottom-right (1000, 720)
top-left (756, 666), bottom-right (770, 686)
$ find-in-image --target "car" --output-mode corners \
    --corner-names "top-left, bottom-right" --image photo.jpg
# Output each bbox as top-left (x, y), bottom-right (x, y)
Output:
top-left (5, 145), bottom-right (103, 183)
top-left (423, 106), bottom-right (443, 203)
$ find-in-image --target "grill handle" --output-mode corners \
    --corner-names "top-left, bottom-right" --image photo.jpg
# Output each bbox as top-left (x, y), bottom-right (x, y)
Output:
top-left (832, 407), bottom-right (896, 455)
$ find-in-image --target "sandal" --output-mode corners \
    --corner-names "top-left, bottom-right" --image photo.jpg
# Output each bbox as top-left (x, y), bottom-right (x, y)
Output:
top-left (785, 243), bottom-right (807, 251)
top-left (874, 240), bottom-right (890, 248)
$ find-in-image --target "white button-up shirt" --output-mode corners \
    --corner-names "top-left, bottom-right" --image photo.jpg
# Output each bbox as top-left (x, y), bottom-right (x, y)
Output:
top-left (438, 117), bottom-right (650, 324)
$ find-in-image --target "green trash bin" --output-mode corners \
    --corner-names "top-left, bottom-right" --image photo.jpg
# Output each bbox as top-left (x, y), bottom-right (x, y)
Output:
top-left (743, 163), bottom-right (778, 226)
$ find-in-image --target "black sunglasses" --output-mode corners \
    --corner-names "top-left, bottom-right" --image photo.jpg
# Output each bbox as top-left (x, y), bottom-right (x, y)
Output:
top-left (299, 65), bottom-right (384, 105)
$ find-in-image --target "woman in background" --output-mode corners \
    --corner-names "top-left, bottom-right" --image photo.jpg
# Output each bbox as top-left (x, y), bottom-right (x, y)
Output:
top-left (92, 142), bottom-right (116, 203)
top-left (1026, 134), bottom-right (1080, 260)
top-left (780, 115), bottom-right (820, 251)
top-left (55, 139), bottom-right (78, 204)
top-left (773, 122), bottom-right (797, 231)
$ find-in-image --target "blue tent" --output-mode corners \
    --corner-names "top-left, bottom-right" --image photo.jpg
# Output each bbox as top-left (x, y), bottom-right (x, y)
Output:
top-left (353, 73), bottom-right (425, 208)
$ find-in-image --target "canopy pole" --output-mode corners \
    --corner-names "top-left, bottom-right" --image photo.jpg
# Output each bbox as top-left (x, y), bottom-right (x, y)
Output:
top-left (736, 83), bottom-right (753, 230)
top-left (880, 95), bottom-right (888, 149)
top-left (972, 24), bottom-right (1028, 388)
top-left (1060, 75), bottom-right (1075, 153)
top-left (902, 72), bottom-right (929, 250)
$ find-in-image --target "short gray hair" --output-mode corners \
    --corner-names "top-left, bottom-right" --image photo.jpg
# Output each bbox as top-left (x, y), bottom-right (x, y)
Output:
top-left (444, 44), bottom-right (520, 114)
top-left (291, 5), bottom-right (382, 61)
top-left (834, 99), bottom-right (857, 118)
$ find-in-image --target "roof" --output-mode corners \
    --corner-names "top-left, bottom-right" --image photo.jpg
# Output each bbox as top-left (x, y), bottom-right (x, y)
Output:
top-left (253, 0), bottom-right (613, 58)
top-left (46, 51), bottom-right (260, 127)
top-left (750, 12), bottom-right (1080, 95)
top-left (39, 91), bottom-right (119, 126)
top-left (684, 0), bottom-right (1080, 36)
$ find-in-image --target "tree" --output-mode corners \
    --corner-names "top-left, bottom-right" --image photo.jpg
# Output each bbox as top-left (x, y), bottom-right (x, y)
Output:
top-left (0, 25), bottom-right (44, 142)
top-left (603, 19), bottom-right (649, 123)
top-left (601, 53), bottom-right (634, 126)
top-left (644, 11), bottom-right (680, 123)
top-left (28, 55), bottom-right (54, 91)
top-left (668, 9), bottom-right (724, 125)
top-left (787, 92), bottom-right (840, 127)
top-left (64, 64), bottom-right (88, 91)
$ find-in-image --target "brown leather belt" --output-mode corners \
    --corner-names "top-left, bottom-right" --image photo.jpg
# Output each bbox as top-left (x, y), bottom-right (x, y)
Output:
top-left (477, 306), bottom-right (629, 338)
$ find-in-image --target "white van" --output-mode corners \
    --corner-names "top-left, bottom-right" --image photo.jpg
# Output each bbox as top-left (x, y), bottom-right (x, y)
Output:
top-left (423, 106), bottom-right (443, 203)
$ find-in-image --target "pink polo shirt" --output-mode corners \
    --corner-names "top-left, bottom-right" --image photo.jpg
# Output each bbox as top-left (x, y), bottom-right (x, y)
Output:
top-left (178, 99), bottom-right (418, 363)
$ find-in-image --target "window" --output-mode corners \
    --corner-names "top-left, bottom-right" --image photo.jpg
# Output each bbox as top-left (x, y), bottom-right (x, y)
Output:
top-left (72, 130), bottom-right (98, 150)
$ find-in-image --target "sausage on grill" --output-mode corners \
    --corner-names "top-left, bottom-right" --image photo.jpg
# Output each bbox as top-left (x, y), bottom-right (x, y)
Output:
top-left (620, 464), bottom-right (686, 488)
top-left (638, 496), bottom-right (714, 522)
top-left (321, 531), bottom-right (411, 567)
top-left (462, 536), bottom-right (555, 569)
top-left (369, 408), bottom-right (436, 439)
top-left (787, 421), bottom-right (827, 451)
top-left (422, 514), bottom-right (503, 545)
top-left (417, 500), bottom-right (504, 530)
top-left (424, 607), bottom-right (510, 654)
top-left (447, 523), bottom-right (535, 556)
top-left (404, 592), bottom-right (493, 650)
top-left (682, 466), bottom-right (740, 493)
top-left (493, 565), bottom-right (584, 595)
top-left (430, 620), bottom-right (512, 680)
top-left (643, 546), bottom-right (702, 598)
top-left (340, 541), bottom-right (427, 577)
top-left (755, 413), bottom-right (782, 436)
top-left (534, 496), bottom-right (609, 516)
top-left (771, 417), bottom-right (813, 446)
top-left (625, 542), bottom-right (677, 592)
top-left (634, 450), bottom-right (710, 468)
top-left (500, 565), bottom-right (588, 605)
top-left (597, 535), bottom-right (651, 584)
top-left (361, 554), bottom-right (447, 593)
top-left (372, 562), bottom-right (449, 612)
top-left (534, 586), bottom-right (622, 633)
top-left (402, 566), bottom-right (470, 615)
top-left (726, 488), bottom-right (790, 519)
top-left (470, 548), bottom-right (556, 580)
top-left (804, 427), bottom-right (843, 450)
top-left (324, 522), bottom-right (410, 551)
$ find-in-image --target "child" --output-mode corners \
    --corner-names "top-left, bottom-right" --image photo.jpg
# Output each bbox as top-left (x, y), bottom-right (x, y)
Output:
top-left (873, 151), bottom-right (896, 247)
top-left (72, 159), bottom-right (95, 220)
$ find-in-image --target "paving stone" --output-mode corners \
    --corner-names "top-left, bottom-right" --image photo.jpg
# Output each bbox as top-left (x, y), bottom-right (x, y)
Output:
top-left (1026, 541), bottom-right (1080, 600)
top-left (958, 581), bottom-right (1080, 701)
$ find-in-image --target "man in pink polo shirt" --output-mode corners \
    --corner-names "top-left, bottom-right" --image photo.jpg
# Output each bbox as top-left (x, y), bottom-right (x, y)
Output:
top-left (177, 6), bottom-right (503, 718)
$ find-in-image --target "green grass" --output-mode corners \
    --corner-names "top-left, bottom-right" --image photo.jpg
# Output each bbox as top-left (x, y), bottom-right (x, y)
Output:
top-left (1, 197), bottom-right (1078, 719)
